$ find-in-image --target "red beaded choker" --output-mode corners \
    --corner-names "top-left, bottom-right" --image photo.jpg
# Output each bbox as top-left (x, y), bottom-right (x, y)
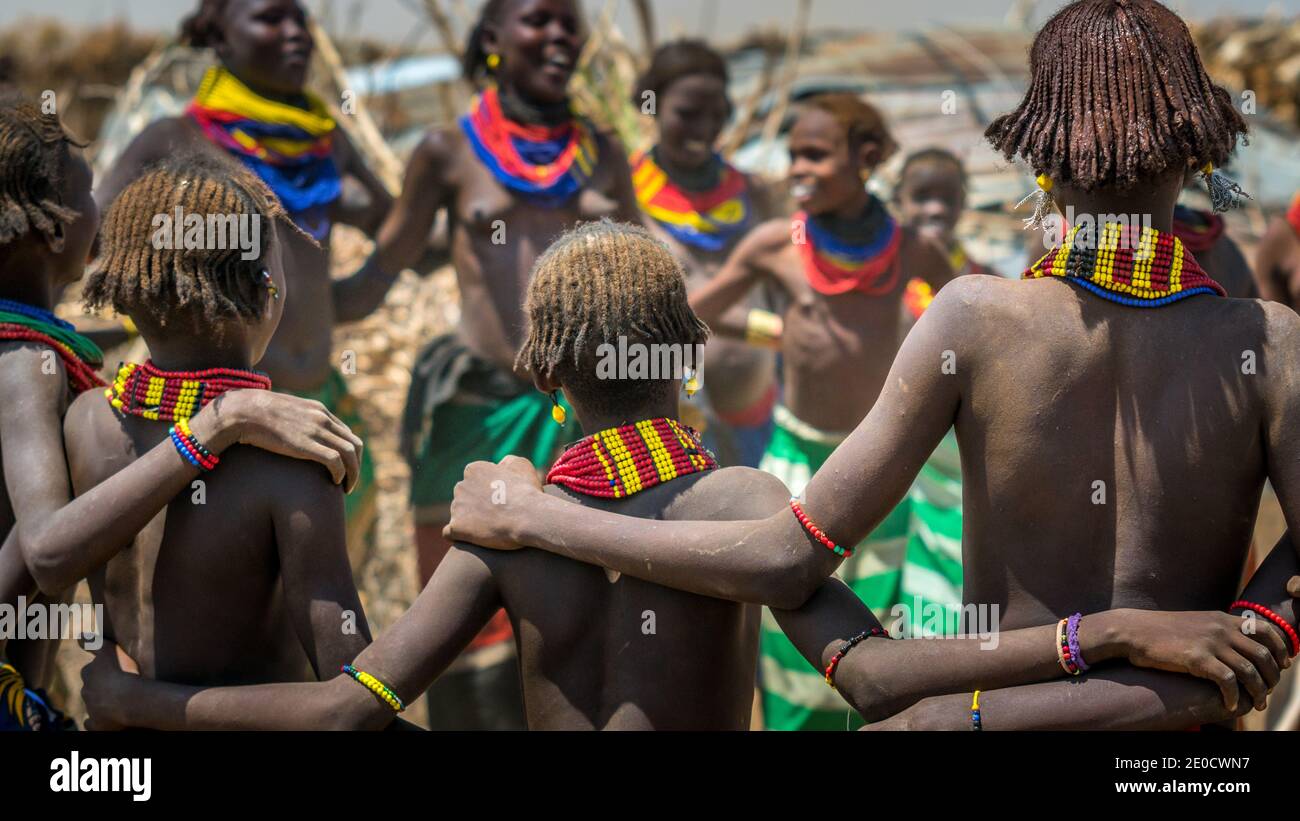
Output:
top-left (545, 417), bottom-right (718, 499)
top-left (105, 359), bottom-right (272, 422)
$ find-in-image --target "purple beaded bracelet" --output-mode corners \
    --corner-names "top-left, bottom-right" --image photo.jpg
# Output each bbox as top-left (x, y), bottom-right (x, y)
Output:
top-left (1066, 612), bottom-right (1089, 673)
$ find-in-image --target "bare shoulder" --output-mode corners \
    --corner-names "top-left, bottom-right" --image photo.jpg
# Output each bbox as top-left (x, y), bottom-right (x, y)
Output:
top-left (127, 116), bottom-right (203, 159)
top-left (1259, 298), bottom-right (1300, 354)
top-left (0, 341), bottom-right (66, 405)
top-left (409, 126), bottom-right (464, 182)
top-left (747, 216), bottom-right (797, 252)
top-left (242, 446), bottom-right (341, 501)
top-left (672, 466), bottom-right (790, 521)
top-left (62, 389), bottom-right (128, 487)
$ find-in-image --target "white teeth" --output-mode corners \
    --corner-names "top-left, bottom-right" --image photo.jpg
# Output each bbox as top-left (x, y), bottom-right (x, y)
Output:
top-left (791, 183), bottom-right (813, 198)
top-left (685, 140), bottom-right (708, 152)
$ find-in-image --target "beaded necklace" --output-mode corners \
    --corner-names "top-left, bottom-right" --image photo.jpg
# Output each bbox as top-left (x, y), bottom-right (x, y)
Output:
top-left (460, 86), bottom-right (598, 205)
top-left (1024, 222), bottom-right (1224, 307)
top-left (632, 148), bottom-right (752, 253)
top-left (545, 417), bottom-right (718, 499)
top-left (0, 299), bottom-right (104, 393)
top-left (1287, 193), bottom-right (1300, 238)
top-left (105, 360), bottom-right (271, 423)
top-left (797, 200), bottom-right (902, 296)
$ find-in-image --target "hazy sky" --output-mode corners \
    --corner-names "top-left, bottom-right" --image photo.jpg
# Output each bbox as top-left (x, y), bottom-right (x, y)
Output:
top-left (1, 0), bottom-right (1292, 46)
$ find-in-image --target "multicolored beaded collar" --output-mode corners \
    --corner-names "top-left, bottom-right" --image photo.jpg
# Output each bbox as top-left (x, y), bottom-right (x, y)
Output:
top-left (1024, 222), bottom-right (1224, 307)
top-left (0, 298), bottom-right (104, 394)
top-left (632, 149), bottom-right (752, 253)
top-left (461, 86), bottom-right (598, 205)
top-left (1172, 204), bottom-right (1225, 253)
top-left (545, 417), bottom-right (718, 499)
top-left (796, 200), bottom-right (902, 296)
top-left (1287, 193), bottom-right (1300, 238)
top-left (187, 66), bottom-right (341, 242)
top-left (105, 360), bottom-right (271, 423)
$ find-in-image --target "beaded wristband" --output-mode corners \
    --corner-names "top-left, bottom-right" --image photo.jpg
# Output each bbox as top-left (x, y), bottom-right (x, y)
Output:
top-left (823, 626), bottom-right (889, 690)
top-left (173, 418), bottom-right (219, 471)
top-left (1229, 600), bottom-right (1300, 658)
top-left (341, 664), bottom-right (405, 713)
top-left (790, 498), bottom-right (853, 558)
top-left (970, 690), bottom-right (982, 731)
top-left (1055, 617), bottom-right (1080, 676)
top-left (169, 426), bottom-right (203, 469)
top-left (1066, 612), bottom-right (1089, 673)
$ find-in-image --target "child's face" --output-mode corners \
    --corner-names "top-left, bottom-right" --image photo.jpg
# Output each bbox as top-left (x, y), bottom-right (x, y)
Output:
top-left (896, 160), bottom-right (965, 247)
top-left (217, 0), bottom-right (313, 96)
top-left (54, 149), bottom-right (98, 286)
top-left (656, 74), bottom-right (730, 171)
top-left (787, 108), bottom-right (875, 216)
top-left (488, 0), bottom-right (585, 105)
top-left (246, 220), bottom-right (287, 364)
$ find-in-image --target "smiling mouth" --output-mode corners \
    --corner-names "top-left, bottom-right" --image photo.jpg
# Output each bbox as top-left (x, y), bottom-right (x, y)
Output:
top-left (684, 140), bottom-right (710, 153)
top-left (543, 51), bottom-right (575, 72)
top-left (790, 182), bottom-right (815, 199)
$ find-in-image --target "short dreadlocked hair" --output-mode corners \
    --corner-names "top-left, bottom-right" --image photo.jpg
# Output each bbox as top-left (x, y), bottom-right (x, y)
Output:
top-left (85, 150), bottom-right (287, 333)
top-left (0, 94), bottom-right (83, 247)
top-left (180, 0), bottom-right (231, 48)
top-left (985, 0), bottom-right (1247, 192)
top-left (799, 93), bottom-right (898, 168)
top-left (517, 220), bottom-right (709, 416)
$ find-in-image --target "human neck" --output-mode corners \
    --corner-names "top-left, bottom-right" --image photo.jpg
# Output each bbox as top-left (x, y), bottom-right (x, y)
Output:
top-left (573, 394), bottom-right (683, 436)
top-left (224, 65), bottom-right (307, 108)
top-left (1057, 187), bottom-right (1178, 234)
top-left (143, 334), bottom-right (256, 373)
top-left (652, 146), bottom-right (721, 192)
top-left (497, 84), bottom-right (571, 127)
top-left (0, 251), bottom-right (62, 311)
top-left (810, 190), bottom-right (880, 239)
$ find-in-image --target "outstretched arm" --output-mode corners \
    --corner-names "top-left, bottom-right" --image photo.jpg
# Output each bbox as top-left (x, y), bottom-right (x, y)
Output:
top-left (331, 130), bottom-right (454, 322)
top-left (81, 544), bottom-right (504, 730)
top-left (20, 381), bottom-right (363, 595)
top-left (446, 276), bottom-right (974, 608)
top-left (329, 128), bottom-right (394, 236)
top-left (866, 537), bottom-right (1300, 730)
top-left (688, 223), bottom-right (782, 329)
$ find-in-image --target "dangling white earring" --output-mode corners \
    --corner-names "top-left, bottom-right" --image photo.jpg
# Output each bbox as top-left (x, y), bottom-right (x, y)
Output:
top-left (1199, 163), bottom-right (1250, 212)
top-left (1016, 173), bottom-right (1056, 231)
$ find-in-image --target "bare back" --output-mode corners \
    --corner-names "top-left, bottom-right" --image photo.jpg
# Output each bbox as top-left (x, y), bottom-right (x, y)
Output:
top-left (952, 277), bottom-right (1287, 627)
top-left (471, 466), bottom-right (785, 729)
top-left (62, 391), bottom-right (364, 687)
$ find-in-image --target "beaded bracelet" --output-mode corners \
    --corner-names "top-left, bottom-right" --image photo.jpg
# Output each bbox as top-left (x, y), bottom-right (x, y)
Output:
top-left (1055, 616), bottom-right (1081, 676)
top-left (970, 690), bottom-right (982, 731)
top-left (341, 664), bottom-right (405, 713)
top-left (169, 418), bottom-right (219, 471)
top-left (1229, 600), bottom-right (1300, 658)
top-left (823, 626), bottom-right (889, 690)
top-left (745, 308), bottom-right (783, 349)
top-left (790, 498), bottom-right (853, 558)
top-left (1066, 612), bottom-right (1089, 673)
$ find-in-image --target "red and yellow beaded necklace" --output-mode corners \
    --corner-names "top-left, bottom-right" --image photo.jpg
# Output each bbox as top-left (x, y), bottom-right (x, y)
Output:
top-left (1287, 193), bottom-right (1300, 238)
top-left (545, 417), bottom-right (718, 499)
top-left (105, 359), bottom-right (272, 422)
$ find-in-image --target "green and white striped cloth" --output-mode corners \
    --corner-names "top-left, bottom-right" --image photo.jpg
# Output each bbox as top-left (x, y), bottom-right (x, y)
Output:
top-left (757, 407), bottom-right (963, 730)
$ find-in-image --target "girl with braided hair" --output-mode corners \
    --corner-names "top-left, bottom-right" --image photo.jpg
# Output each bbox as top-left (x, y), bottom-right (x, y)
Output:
top-left (97, 0), bottom-right (396, 560)
top-left (55, 148), bottom-right (371, 719)
top-left (381, 0), bottom-right (643, 728)
top-left (0, 99), bottom-right (362, 730)
top-left (447, 0), bottom-right (1300, 730)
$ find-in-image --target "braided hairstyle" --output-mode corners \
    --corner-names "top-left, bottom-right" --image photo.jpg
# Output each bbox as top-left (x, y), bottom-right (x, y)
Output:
top-left (801, 93), bottom-right (898, 169)
top-left (86, 150), bottom-right (287, 332)
top-left (634, 39), bottom-right (729, 111)
top-left (985, 0), bottom-right (1247, 192)
top-left (0, 94), bottom-right (83, 246)
top-left (179, 0), bottom-right (231, 48)
top-left (517, 220), bottom-right (709, 416)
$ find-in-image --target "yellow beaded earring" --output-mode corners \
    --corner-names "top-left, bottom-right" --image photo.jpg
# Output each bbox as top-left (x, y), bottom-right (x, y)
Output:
top-left (683, 367), bottom-right (700, 398)
top-left (550, 391), bottom-right (566, 425)
top-left (486, 53), bottom-right (501, 72)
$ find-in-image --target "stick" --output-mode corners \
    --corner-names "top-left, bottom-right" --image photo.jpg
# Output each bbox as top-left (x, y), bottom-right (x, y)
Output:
top-left (758, 0), bottom-right (812, 165)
